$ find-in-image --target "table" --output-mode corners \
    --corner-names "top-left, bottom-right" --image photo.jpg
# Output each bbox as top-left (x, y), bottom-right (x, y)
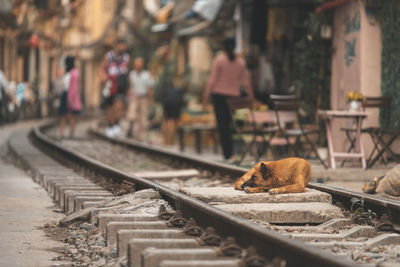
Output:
top-left (319, 110), bottom-right (368, 169)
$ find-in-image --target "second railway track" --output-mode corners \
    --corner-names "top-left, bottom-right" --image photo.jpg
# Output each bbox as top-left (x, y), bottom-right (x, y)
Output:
top-left (7, 121), bottom-right (400, 266)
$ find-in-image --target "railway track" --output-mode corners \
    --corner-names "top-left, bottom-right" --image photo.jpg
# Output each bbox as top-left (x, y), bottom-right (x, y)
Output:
top-left (7, 121), bottom-right (400, 266)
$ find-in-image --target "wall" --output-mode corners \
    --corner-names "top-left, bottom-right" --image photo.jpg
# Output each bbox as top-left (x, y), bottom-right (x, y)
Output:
top-left (330, 0), bottom-right (382, 156)
top-left (359, 4), bottom-right (382, 154)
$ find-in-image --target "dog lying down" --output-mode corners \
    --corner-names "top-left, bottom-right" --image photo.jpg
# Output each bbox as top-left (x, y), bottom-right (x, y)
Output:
top-left (235, 157), bottom-right (311, 195)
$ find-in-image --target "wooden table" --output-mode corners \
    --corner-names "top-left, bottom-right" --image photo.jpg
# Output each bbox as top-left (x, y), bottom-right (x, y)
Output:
top-left (319, 110), bottom-right (368, 169)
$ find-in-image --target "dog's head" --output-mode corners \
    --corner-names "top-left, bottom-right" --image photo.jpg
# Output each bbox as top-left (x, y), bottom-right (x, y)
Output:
top-left (362, 176), bottom-right (383, 194)
top-left (241, 162), bottom-right (274, 189)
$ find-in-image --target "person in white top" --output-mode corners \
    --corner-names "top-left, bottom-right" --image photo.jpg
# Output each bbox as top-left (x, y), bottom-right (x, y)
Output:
top-left (126, 57), bottom-right (154, 140)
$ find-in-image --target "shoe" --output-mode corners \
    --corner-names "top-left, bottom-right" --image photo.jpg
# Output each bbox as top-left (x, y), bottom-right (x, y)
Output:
top-left (112, 125), bottom-right (121, 136)
top-left (105, 127), bottom-right (115, 137)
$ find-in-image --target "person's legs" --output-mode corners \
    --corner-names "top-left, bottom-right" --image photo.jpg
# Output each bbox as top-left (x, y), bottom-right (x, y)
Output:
top-left (212, 94), bottom-right (233, 159)
top-left (105, 95), bottom-right (115, 126)
top-left (68, 113), bottom-right (76, 137)
top-left (161, 119), bottom-right (169, 145)
top-left (111, 98), bottom-right (124, 135)
top-left (106, 106), bottom-right (113, 124)
top-left (126, 96), bottom-right (138, 137)
top-left (59, 115), bottom-right (67, 137)
top-left (167, 119), bottom-right (176, 145)
top-left (137, 97), bottom-right (148, 140)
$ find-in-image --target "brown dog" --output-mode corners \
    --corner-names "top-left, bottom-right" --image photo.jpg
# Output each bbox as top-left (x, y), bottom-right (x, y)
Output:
top-left (234, 157), bottom-right (311, 195)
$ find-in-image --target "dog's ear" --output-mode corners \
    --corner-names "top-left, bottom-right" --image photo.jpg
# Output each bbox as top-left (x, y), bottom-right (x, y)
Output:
top-left (260, 162), bottom-right (272, 179)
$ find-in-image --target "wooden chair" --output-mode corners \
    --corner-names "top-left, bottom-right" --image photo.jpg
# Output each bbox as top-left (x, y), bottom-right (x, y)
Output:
top-left (270, 94), bottom-right (328, 168)
top-left (227, 98), bottom-right (278, 165)
top-left (341, 96), bottom-right (398, 168)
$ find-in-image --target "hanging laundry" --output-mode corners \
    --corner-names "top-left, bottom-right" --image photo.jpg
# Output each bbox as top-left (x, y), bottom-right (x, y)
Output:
top-left (155, 1), bottom-right (174, 23)
top-left (191, 0), bottom-right (223, 21)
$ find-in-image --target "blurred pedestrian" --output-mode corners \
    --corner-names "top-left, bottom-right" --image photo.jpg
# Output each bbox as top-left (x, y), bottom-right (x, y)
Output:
top-left (49, 68), bottom-right (64, 116)
top-left (58, 56), bottom-right (82, 138)
top-left (101, 39), bottom-right (130, 137)
top-left (0, 69), bottom-right (7, 125)
top-left (126, 57), bottom-right (154, 140)
top-left (202, 37), bottom-right (254, 160)
top-left (162, 77), bottom-right (183, 145)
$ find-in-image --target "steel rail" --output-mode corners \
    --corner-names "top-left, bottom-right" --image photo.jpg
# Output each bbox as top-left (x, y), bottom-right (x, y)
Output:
top-left (32, 125), bottom-right (358, 267)
top-left (89, 127), bottom-right (400, 225)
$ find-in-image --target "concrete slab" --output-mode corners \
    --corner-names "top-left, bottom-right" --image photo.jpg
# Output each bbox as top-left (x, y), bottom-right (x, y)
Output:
top-left (41, 173), bottom-right (79, 187)
top-left (309, 233), bottom-right (400, 249)
top-left (128, 238), bottom-right (200, 267)
top-left (141, 248), bottom-right (218, 267)
top-left (118, 229), bottom-right (186, 257)
top-left (47, 179), bottom-right (94, 195)
top-left (50, 184), bottom-right (99, 203)
top-left (65, 191), bottom-right (112, 211)
top-left (82, 201), bottom-right (104, 209)
top-left (159, 260), bottom-right (241, 267)
top-left (73, 196), bottom-right (115, 212)
top-left (90, 206), bottom-right (127, 223)
top-left (290, 226), bottom-right (375, 241)
top-left (98, 214), bottom-right (159, 231)
top-left (275, 218), bottom-right (351, 231)
top-left (39, 172), bottom-right (77, 186)
top-left (179, 187), bottom-right (332, 204)
top-left (107, 221), bottom-right (168, 246)
top-left (214, 202), bottom-right (344, 224)
top-left (132, 169), bottom-right (200, 180)
top-left (56, 185), bottom-right (103, 203)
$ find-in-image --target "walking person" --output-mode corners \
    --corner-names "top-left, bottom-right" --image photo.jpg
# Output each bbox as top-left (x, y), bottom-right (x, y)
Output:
top-left (202, 37), bottom-right (254, 161)
top-left (101, 39), bottom-right (130, 137)
top-left (58, 56), bottom-right (82, 138)
top-left (126, 57), bottom-right (154, 140)
top-left (162, 77), bottom-right (183, 145)
top-left (50, 68), bottom-right (64, 116)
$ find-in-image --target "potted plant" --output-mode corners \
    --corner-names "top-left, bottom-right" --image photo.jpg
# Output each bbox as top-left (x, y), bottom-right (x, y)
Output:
top-left (346, 91), bottom-right (365, 111)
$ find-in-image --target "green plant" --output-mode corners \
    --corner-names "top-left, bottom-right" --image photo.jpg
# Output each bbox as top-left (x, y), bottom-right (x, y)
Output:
top-left (375, 0), bottom-right (400, 129)
top-left (293, 12), bottom-right (332, 123)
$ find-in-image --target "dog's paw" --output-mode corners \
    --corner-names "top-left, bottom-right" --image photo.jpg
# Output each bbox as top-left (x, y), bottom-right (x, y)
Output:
top-left (269, 188), bottom-right (279, 195)
top-left (244, 187), bottom-right (251, 194)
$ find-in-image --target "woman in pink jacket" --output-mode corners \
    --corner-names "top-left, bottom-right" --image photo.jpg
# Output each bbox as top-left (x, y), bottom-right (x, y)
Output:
top-left (203, 37), bottom-right (254, 160)
top-left (58, 56), bottom-right (82, 138)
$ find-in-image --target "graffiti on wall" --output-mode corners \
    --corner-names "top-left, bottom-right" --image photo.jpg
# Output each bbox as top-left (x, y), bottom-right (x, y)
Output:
top-left (344, 38), bottom-right (357, 66)
top-left (345, 11), bottom-right (360, 34)
top-left (344, 10), bottom-right (360, 67)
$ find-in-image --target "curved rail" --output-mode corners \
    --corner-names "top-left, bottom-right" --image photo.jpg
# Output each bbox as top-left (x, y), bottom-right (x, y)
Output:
top-left (32, 124), bottom-right (358, 267)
